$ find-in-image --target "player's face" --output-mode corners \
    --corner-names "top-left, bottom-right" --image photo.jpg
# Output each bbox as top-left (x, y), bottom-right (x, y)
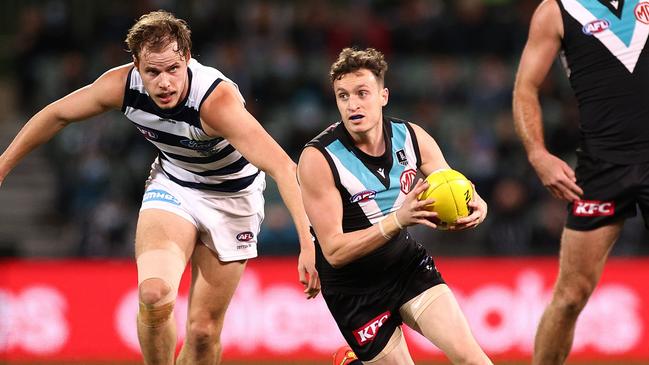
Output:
top-left (333, 69), bottom-right (388, 135)
top-left (135, 42), bottom-right (190, 109)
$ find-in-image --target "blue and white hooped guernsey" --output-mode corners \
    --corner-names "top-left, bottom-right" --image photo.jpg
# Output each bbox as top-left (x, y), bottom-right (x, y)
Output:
top-left (306, 118), bottom-right (421, 233)
top-left (557, 0), bottom-right (649, 164)
top-left (122, 58), bottom-right (263, 194)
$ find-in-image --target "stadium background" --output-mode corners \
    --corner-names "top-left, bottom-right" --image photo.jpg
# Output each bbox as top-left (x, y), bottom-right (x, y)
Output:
top-left (1, 0), bottom-right (648, 364)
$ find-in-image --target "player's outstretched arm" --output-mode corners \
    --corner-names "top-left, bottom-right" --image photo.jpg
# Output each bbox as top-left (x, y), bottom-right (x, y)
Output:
top-left (200, 82), bottom-right (320, 299)
top-left (513, 0), bottom-right (582, 201)
top-left (0, 65), bottom-right (129, 186)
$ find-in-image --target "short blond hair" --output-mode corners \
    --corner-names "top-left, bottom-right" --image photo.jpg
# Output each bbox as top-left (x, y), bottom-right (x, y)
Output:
top-left (329, 47), bottom-right (388, 84)
top-left (125, 10), bottom-right (192, 59)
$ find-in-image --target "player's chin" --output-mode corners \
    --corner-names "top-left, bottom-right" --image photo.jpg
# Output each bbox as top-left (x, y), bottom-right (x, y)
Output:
top-left (153, 96), bottom-right (178, 109)
top-left (155, 102), bottom-right (177, 110)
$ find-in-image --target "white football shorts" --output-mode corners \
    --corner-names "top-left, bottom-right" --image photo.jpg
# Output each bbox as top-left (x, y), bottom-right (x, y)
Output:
top-left (140, 162), bottom-right (266, 262)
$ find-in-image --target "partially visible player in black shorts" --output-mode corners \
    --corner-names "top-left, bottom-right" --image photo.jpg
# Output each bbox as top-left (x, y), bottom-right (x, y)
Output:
top-left (513, 1), bottom-right (649, 364)
top-left (567, 149), bottom-right (649, 230)
top-left (299, 48), bottom-right (492, 365)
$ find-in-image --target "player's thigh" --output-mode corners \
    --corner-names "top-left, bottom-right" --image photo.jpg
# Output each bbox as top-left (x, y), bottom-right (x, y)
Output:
top-left (567, 151), bottom-right (637, 230)
top-left (135, 209), bottom-right (198, 302)
top-left (135, 208), bottom-right (198, 258)
top-left (185, 244), bottom-right (247, 326)
top-left (401, 285), bottom-right (486, 364)
top-left (556, 223), bottom-right (623, 288)
top-left (363, 327), bottom-right (414, 365)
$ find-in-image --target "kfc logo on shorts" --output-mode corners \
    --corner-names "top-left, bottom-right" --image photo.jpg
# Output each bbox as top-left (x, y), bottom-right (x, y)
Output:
top-left (236, 231), bottom-right (254, 242)
top-left (572, 200), bottom-right (615, 217)
top-left (353, 311), bottom-right (391, 346)
top-left (400, 169), bottom-right (417, 194)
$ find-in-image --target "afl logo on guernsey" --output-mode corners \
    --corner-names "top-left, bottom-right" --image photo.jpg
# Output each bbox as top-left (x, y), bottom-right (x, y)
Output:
top-left (350, 190), bottom-right (377, 203)
top-left (635, 2), bottom-right (649, 24)
top-left (136, 126), bottom-right (158, 140)
top-left (582, 19), bottom-right (610, 35)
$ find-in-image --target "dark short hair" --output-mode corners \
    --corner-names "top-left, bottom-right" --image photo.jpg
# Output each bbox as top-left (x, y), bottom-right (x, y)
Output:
top-left (125, 10), bottom-right (192, 60)
top-left (329, 47), bottom-right (388, 84)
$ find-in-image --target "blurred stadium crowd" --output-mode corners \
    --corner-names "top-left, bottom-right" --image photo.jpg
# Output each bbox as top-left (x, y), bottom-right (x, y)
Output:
top-left (0, 0), bottom-right (647, 258)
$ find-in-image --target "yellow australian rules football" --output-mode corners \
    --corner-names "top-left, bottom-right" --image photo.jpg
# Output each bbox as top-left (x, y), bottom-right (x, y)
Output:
top-left (417, 168), bottom-right (473, 229)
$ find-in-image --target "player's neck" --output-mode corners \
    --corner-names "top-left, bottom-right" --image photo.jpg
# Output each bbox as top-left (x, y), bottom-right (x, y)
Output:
top-left (350, 121), bottom-right (385, 157)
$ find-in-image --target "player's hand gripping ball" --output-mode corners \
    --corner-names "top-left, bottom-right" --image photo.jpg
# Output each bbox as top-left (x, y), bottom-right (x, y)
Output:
top-left (417, 168), bottom-right (473, 229)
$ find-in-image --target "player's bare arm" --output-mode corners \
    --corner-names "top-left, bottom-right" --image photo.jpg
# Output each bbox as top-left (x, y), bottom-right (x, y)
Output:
top-left (0, 65), bottom-right (129, 186)
top-left (513, 0), bottom-right (583, 201)
top-left (411, 123), bottom-right (487, 230)
top-left (200, 82), bottom-right (320, 298)
top-left (298, 146), bottom-right (437, 268)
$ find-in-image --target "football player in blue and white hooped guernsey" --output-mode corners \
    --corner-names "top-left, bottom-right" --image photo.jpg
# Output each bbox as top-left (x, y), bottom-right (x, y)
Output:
top-left (0, 11), bottom-right (320, 365)
top-left (298, 48), bottom-right (490, 365)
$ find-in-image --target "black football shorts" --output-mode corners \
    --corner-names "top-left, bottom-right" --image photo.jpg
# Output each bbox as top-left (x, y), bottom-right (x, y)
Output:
top-left (566, 149), bottom-right (649, 231)
top-left (321, 255), bottom-right (445, 361)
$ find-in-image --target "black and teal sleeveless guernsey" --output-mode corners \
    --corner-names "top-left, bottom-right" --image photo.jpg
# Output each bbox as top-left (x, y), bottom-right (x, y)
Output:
top-left (306, 117), bottom-right (430, 294)
top-left (122, 58), bottom-right (263, 195)
top-left (558, 0), bottom-right (649, 163)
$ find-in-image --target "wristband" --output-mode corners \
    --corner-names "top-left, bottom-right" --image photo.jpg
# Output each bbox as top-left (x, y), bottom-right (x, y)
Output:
top-left (378, 219), bottom-right (393, 240)
top-left (392, 212), bottom-right (404, 230)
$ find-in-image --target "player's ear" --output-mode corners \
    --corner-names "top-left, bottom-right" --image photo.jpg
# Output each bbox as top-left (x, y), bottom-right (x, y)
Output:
top-left (381, 87), bottom-right (389, 107)
top-left (132, 55), bottom-right (139, 69)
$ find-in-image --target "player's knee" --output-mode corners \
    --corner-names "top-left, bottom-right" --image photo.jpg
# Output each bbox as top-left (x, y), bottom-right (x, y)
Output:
top-left (139, 277), bottom-right (173, 305)
top-left (185, 320), bottom-right (222, 354)
top-left (554, 280), bottom-right (594, 315)
top-left (138, 278), bottom-right (175, 328)
top-left (446, 343), bottom-right (490, 365)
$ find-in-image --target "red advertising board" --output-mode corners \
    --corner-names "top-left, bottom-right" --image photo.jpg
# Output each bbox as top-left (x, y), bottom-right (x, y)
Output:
top-left (1, 258), bottom-right (648, 362)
